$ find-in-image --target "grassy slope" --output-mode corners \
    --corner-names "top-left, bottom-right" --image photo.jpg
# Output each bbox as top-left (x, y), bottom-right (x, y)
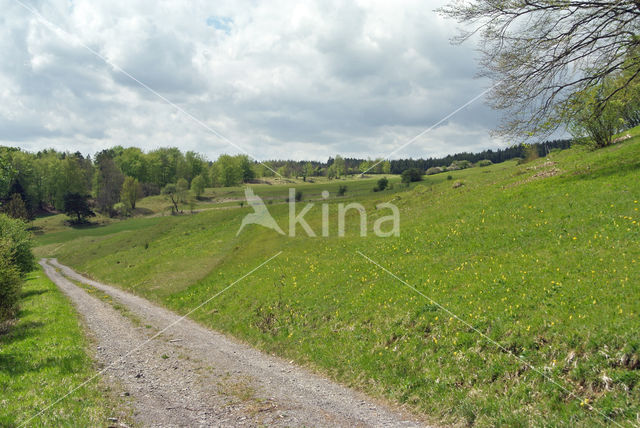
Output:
top-left (41, 132), bottom-right (640, 426)
top-left (0, 267), bottom-right (129, 427)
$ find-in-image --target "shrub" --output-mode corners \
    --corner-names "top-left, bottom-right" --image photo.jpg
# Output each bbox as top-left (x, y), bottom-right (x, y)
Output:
top-left (0, 214), bottom-right (34, 275)
top-left (0, 214), bottom-right (34, 324)
top-left (5, 193), bottom-right (30, 220)
top-left (337, 185), bottom-right (347, 196)
top-left (477, 159), bottom-right (493, 167)
top-left (0, 240), bottom-right (22, 323)
top-left (426, 167), bottom-right (444, 175)
top-left (447, 175), bottom-right (453, 180)
top-left (374, 177), bottom-right (389, 192)
top-left (401, 168), bottom-right (423, 184)
top-left (113, 202), bottom-right (130, 217)
top-left (451, 160), bottom-right (472, 169)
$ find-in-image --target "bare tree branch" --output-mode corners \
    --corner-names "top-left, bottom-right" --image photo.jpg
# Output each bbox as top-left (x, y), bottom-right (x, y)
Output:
top-left (438, 1), bottom-right (640, 141)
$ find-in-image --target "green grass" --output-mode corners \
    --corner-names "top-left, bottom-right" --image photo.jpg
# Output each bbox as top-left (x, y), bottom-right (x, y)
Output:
top-left (0, 267), bottom-right (130, 427)
top-left (39, 131), bottom-right (640, 426)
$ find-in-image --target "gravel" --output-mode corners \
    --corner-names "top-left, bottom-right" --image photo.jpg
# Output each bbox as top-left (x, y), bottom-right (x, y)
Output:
top-left (41, 258), bottom-right (428, 427)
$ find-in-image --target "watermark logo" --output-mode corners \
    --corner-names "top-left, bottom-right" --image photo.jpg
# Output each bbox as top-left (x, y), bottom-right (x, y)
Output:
top-left (237, 188), bottom-right (399, 237)
top-left (236, 188), bottom-right (285, 236)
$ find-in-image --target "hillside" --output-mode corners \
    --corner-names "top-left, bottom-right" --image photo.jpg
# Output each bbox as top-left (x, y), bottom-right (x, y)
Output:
top-left (36, 129), bottom-right (640, 426)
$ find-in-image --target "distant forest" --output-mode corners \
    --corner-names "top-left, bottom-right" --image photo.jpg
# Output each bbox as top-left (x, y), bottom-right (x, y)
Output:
top-left (0, 138), bottom-right (572, 218)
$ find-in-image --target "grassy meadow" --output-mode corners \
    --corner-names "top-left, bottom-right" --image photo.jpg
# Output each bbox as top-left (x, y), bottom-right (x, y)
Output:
top-left (0, 267), bottom-right (130, 427)
top-left (34, 129), bottom-right (640, 426)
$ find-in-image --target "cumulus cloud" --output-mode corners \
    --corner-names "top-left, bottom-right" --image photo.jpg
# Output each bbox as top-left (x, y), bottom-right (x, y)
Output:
top-left (0, 0), bottom-right (505, 161)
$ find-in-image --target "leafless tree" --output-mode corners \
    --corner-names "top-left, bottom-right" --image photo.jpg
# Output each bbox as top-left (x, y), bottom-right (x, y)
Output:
top-left (439, 1), bottom-right (640, 141)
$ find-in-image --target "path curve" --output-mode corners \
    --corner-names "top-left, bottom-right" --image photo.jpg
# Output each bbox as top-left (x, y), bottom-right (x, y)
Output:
top-left (40, 258), bottom-right (428, 427)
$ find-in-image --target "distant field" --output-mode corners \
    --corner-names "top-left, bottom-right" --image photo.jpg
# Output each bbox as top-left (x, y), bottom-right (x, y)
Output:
top-left (37, 129), bottom-right (640, 426)
top-left (0, 267), bottom-right (129, 426)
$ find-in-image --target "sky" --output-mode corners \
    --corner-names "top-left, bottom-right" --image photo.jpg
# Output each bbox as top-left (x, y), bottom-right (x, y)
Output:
top-left (0, 0), bottom-right (506, 162)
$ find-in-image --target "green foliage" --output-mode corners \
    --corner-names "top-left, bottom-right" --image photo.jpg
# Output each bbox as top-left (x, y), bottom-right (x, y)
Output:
top-left (518, 144), bottom-right (540, 164)
top-left (213, 154), bottom-right (243, 187)
top-left (450, 160), bottom-right (472, 169)
top-left (337, 185), bottom-right (347, 196)
top-left (374, 177), bottom-right (389, 192)
top-left (426, 166), bottom-right (444, 175)
top-left (401, 168), bottom-right (423, 184)
top-left (477, 159), bottom-right (493, 167)
top-left (63, 193), bottom-right (95, 224)
top-left (94, 154), bottom-right (124, 214)
top-left (333, 155), bottom-right (346, 178)
top-left (0, 214), bottom-right (34, 323)
top-left (113, 202), bottom-right (129, 217)
top-left (382, 160), bottom-right (391, 174)
top-left (4, 193), bottom-right (29, 220)
top-left (120, 176), bottom-right (143, 210)
top-left (0, 214), bottom-right (34, 275)
top-left (162, 181), bottom-right (188, 213)
top-left (567, 85), bottom-right (625, 148)
top-left (191, 174), bottom-right (206, 198)
top-left (0, 240), bottom-right (22, 322)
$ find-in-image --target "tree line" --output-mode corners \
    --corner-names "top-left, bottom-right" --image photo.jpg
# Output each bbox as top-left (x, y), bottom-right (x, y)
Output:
top-left (0, 138), bottom-right (579, 220)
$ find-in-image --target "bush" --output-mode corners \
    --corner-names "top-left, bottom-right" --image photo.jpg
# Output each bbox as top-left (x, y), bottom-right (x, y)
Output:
top-left (0, 214), bottom-right (34, 324)
top-left (401, 168), bottom-right (423, 184)
top-left (451, 160), bottom-right (472, 169)
top-left (374, 177), bottom-right (389, 192)
top-left (0, 214), bottom-right (34, 275)
top-left (447, 175), bottom-right (453, 180)
top-left (113, 202), bottom-right (130, 217)
top-left (426, 166), bottom-right (444, 175)
top-left (0, 240), bottom-right (22, 323)
top-left (337, 185), bottom-right (347, 196)
top-left (477, 159), bottom-right (493, 167)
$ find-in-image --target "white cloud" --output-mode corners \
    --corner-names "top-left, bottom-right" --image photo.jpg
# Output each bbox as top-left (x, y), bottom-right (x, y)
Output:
top-left (0, 0), bottom-right (506, 161)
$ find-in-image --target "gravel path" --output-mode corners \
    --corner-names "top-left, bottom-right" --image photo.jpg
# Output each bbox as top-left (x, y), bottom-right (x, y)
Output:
top-left (41, 258), bottom-right (427, 427)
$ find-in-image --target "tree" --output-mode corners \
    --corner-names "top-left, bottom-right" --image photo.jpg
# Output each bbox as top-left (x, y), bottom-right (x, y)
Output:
top-left (121, 176), bottom-right (143, 210)
top-left (237, 155), bottom-right (255, 183)
top-left (5, 193), bottom-right (29, 220)
top-left (382, 160), bottom-right (391, 175)
top-left (63, 193), bottom-right (95, 224)
top-left (162, 180), bottom-right (188, 214)
top-left (566, 82), bottom-right (626, 148)
top-left (215, 155), bottom-right (242, 187)
top-left (359, 160), bottom-right (371, 175)
top-left (333, 155), bottom-right (346, 178)
top-left (302, 162), bottom-right (314, 182)
top-left (439, 1), bottom-right (640, 141)
top-left (401, 168), bottom-right (423, 184)
top-left (94, 153), bottom-right (124, 214)
top-left (191, 174), bottom-right (206, 199)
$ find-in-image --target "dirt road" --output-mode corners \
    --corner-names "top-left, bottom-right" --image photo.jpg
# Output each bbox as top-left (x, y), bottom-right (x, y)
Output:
top-left (40, 258), bottom-right (427, 427)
